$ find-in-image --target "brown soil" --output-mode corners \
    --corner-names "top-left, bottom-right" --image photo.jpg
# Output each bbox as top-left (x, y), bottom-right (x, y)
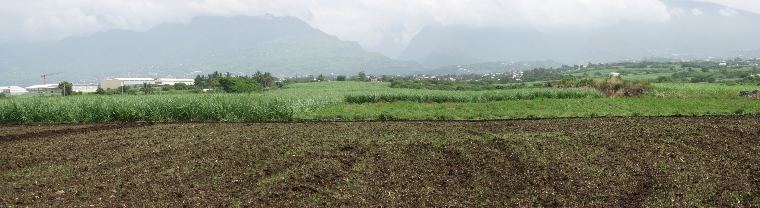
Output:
top-left (1, 116), bottom-right (759, 207)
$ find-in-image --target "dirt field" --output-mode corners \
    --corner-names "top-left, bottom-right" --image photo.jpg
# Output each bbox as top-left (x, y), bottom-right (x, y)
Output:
top-left (2, 116), bottom-right (759, 207)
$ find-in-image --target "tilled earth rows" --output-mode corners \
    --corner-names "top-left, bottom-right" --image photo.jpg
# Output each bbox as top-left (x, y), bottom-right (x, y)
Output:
top-left (1, 116), bottom-right (759, 207)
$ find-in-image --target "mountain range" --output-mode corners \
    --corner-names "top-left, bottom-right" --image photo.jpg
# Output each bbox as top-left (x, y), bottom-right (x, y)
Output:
top-left (0, 15), bottom-right (422, 86)
top-left (398, 0), bottom-right (760, 68)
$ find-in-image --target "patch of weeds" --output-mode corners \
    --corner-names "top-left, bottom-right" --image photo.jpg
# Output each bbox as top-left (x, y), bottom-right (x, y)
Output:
top-left (437, 114), bottom-right (453, 120)
top-left (377, 113), bottom-right (396, 121)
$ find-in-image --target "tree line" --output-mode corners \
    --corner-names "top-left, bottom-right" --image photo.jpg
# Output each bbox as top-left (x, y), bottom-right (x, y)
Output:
top-left (194, 71), bottom-right (277, 93)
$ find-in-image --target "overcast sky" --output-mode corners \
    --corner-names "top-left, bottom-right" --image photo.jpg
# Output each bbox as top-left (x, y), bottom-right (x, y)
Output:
top-left (0, 0), bottom-right (757, 57)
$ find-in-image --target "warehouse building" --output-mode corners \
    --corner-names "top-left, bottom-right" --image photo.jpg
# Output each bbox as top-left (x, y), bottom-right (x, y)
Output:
top-left (25, 84), bottom-right (60, 93)
top-left (154, 78), bottom-right (194, 86)
top-left (73, 84), bottom-right (99, 93)
top-left (0, 86), bottom-right (28, 95)
top-left (100, 78), bottom-right (155, 90)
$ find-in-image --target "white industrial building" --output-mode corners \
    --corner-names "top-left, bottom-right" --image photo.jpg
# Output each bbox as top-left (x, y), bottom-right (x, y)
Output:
top-left (100, 78), bottom-right (155, 90)
top-left (1, 86), bottom-right (28, 95)
top-left (154, 78), bottom-right (194, 86)
top-left (25, 84), bottom-right (60, 93)
top-left (73, 84), bottom-right (99, 93)
top-left (99, 78), bottom-right (194, 90)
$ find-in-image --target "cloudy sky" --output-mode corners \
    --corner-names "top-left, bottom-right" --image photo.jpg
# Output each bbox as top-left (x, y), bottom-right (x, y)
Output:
top-left (0, 0), bottom-right (757, 57)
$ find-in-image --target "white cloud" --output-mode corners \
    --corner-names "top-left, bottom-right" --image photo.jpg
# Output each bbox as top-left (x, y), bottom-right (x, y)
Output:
top-left (692, 8), bottom-right (704, 16)
top-left (693, 0), bottom-right (760, 15)
top-left (0, 0), bottom-right (672, 52)
top-left (670, 7), bottom-right (686, 15)
top-left (21, 8), bottom-right (102, 41)
top-left (719, 7), bottom-right (739, 16)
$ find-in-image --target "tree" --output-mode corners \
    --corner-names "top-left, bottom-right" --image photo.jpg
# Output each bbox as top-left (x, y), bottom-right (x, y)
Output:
top-left (316, 74), bottom-right (325, 82)
top-left (141, 82), bottom-right (155, 95)
top-left (219, 77), bottom-right (261, 93)
top-left (358, 71), bottom-right (367, 82)
top-left (252, 70), bottom-right (275, 87)
top-left (95, 87), bottom-right (106, 95)
top-left (194, 71), bottom-right (224, 90)
top-left (336, 75), bottom-right (346, 81)
top-left (173, 83), bottom-right (188, 90)
top-left (194, 74), bottom-right (206, 89)
top-left (263, 72), bottom-right (274, 87)
top-left (58, 81), bottom-right (73, 96)
top-left (116, 86), bottom-right (131, 94)
top-left (380, 75), bottom-right (391, 82)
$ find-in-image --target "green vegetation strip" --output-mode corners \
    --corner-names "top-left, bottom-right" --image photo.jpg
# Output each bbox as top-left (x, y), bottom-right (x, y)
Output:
top-left (301, 98), bottom-right (760, 120)
top-left (1, 82), bottom-right (758, 123)
top-left (344, 88), bottom-right (603, 104)
top-left (648, 83), bottom-right (760, 98)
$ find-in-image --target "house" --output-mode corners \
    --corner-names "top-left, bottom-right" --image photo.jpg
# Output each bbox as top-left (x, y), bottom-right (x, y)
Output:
top-left (719, 62), bottom-right (727, 66)
top-left (610, 72), bottom-right (620, 77)
top-left (0, 86), bottom-right (28, 95)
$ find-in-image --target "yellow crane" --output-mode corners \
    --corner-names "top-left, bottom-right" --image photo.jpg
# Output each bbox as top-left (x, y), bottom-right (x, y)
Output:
top-left (41, 72), bottom-right (63, 84)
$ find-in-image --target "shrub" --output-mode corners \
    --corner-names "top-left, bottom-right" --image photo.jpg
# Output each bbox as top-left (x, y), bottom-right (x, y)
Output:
top-left (95, 87), bottom-right (106, 95)
top-left (548, 77), bottom-right (654, 98)
top-left (174, 83), bottom-right (189, 90)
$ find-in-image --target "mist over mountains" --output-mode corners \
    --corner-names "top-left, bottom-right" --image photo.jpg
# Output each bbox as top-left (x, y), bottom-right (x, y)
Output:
top-left (398, 0), bottom-right (760, 68)
top-left (1, 0), bottom-right (760, 86)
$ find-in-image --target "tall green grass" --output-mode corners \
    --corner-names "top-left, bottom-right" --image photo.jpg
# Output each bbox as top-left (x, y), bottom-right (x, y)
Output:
top-left (344, 88), bottom-right (604, 104)
top-left (0, 94), bottom-right (341, 123)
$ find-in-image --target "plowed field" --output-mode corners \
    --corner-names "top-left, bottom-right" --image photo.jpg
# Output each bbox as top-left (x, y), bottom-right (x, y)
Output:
top-left (2, 116), bottom-right (759, 207)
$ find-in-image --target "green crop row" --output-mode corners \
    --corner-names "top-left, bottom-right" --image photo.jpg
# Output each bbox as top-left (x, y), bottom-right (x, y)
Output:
top-left (648, 83), bottom-right (760, 98)
top-left (0, 94), bottom-right (341, 123)
top-left (344, 88), bottom-right (604, 104)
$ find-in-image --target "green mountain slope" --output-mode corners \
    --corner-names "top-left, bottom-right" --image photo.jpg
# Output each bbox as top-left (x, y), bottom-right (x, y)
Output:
top-left (155, 35), bottom-right (421, 78)
top-left (0, 15), bottom-right (422, 86)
